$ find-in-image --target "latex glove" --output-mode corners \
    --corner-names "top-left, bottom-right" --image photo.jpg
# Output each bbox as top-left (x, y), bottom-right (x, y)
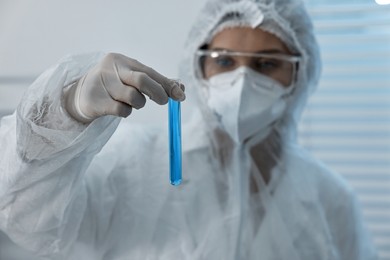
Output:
top-left (64, 53), bottom-right (185, 123)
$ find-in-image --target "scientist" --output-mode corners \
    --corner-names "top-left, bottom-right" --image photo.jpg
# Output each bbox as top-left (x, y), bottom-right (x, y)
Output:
top-left (0, 0), bottom-right (378, 259)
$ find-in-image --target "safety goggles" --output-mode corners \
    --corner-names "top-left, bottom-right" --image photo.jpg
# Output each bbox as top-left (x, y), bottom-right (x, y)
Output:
top-left (195, 49), bottom-right (301, 87)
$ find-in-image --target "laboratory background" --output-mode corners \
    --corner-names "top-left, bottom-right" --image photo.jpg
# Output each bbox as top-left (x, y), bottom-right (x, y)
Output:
top-left (0, 0), bottom-right (389, 259)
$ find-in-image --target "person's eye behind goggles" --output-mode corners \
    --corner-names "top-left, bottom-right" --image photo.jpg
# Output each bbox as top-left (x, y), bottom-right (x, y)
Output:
top-left (195, 49), bottom-right (301, 88)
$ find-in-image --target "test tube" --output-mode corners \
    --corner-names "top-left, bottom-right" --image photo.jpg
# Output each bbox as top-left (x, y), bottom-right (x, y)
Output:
top-left (168, 97), bottom-right (182, 186)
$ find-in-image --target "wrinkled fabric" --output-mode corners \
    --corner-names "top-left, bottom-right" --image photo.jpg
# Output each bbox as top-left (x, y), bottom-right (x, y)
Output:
top-left (0, 0), bottom-right (378, 259)
top-left (0, 53), bottom-right (378, 260)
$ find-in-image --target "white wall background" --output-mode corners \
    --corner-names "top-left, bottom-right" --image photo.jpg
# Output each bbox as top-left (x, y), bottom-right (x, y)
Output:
top-left (0, 0), bottom-right (207, 122)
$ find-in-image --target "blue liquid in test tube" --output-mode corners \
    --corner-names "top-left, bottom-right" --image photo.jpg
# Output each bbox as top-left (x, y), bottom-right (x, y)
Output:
top-left (168, 98), bottom-right (182, 186)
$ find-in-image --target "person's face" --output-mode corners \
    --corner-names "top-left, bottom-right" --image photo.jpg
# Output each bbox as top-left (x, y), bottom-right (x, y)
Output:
top-left (203, 27), bottom-right (294, 86)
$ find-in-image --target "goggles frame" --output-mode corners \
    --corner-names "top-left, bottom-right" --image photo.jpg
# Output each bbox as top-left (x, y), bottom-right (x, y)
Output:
top-left (195, 49), bottom-right (301, 87)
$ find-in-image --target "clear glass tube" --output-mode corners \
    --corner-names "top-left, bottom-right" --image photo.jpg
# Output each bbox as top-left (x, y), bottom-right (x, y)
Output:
top-left (168, 97), bottom-right (182, 186)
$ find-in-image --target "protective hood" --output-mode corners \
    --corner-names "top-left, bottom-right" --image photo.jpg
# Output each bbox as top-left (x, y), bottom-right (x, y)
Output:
top-left (179, 0), bottom-right (322, 144)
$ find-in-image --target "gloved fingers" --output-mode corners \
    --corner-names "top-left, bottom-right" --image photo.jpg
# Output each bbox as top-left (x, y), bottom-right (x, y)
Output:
top-left (103, 97), bottom-right (133, 118)
top-left (122, 87), bottom-right (146, 110)
top-left (166, 80), bottom-right (186, 102)
top-left (116, 54), bottom-right (186, 102)
top-left (118, 69), bottom-right (170, 105)
top-left (104, 81), bottom-right (146, 110)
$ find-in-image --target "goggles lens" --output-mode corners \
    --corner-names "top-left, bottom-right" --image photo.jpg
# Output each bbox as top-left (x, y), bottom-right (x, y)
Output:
top-left (196, 50), bottom-right (300, 87)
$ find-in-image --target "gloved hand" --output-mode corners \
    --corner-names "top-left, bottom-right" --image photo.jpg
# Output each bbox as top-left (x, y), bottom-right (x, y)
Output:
top-left (64, 53), bottom-right (185, 123)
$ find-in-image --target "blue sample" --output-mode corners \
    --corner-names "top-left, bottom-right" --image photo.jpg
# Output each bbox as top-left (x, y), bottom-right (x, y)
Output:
top-left (168, 98), bottom-right (182, 186)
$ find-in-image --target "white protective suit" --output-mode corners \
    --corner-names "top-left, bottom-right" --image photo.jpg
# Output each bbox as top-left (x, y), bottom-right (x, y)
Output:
top-left (0, 0), bottom-right (378, 259)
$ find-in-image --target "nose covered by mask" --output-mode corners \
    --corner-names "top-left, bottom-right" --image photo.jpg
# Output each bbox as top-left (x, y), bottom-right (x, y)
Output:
top-left (205, 67), bottom-right (293, 144)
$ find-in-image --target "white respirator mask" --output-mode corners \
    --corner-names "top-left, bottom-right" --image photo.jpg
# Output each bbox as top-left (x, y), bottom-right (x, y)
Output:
top-left (205, 67), bottom-right (293, 144)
